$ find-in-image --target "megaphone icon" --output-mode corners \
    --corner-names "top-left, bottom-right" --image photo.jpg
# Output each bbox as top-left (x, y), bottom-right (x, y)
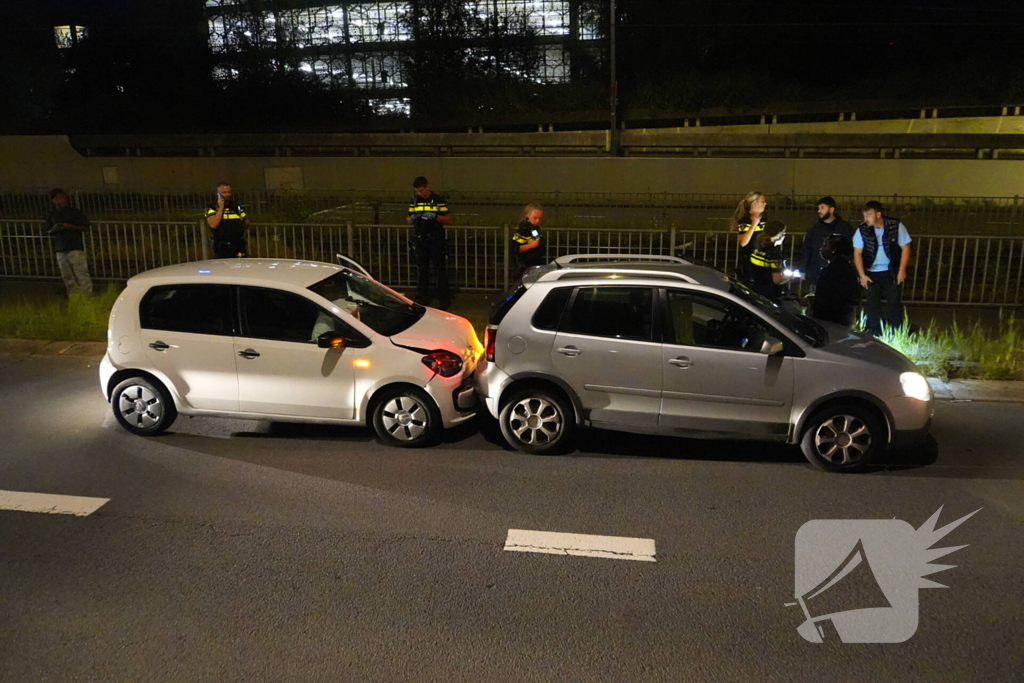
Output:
top-left (786, 538), bottom-right (892, 643)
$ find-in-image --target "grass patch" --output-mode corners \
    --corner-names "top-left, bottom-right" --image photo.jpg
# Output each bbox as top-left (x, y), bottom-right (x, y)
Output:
top-left (878, 315), bottom-right (1024, 381)
top-left (0, 286), bottom-right (121, 342)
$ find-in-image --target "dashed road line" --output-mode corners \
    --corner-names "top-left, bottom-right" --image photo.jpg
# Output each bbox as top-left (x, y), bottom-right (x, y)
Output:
top-left (504, 528), bottom-right (656, 562)
top-left (0, 490), bottom-right (110, 517)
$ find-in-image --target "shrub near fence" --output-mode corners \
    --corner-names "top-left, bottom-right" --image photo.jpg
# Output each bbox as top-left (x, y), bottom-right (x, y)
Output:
top-left (3, 219), bottom-right (1024, 306)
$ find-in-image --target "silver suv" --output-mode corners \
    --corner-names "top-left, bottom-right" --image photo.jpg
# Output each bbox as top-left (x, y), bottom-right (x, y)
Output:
top-left (476, 255), bottom-right (933, 472)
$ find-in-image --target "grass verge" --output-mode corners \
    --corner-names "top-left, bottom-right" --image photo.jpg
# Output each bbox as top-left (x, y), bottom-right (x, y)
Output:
top-left (879, 316), bottom-right (1024, 381)
top-left (0, 286), bottom-right (121, 342)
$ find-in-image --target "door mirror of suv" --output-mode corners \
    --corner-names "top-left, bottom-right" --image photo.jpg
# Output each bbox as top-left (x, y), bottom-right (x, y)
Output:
top-left (760, 337), bottom-right (785, 356)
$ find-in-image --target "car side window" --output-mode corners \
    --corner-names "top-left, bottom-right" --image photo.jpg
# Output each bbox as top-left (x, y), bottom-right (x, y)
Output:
top-left (140, 284), bottom-right (232, 336)
top-left (239, 287), bottom-right (353, 344)
top-left (666, 290), bottom-right (773, 353)
top-left (562, 287), bottom-right (655, 341)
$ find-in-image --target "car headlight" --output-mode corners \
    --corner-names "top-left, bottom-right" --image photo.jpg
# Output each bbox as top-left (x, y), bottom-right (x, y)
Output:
top-left (900, 372), bottom-right (931, 401)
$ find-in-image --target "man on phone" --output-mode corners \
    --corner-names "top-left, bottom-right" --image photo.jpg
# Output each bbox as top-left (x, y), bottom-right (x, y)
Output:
top-left (45, 188), bottom-right (93, 296)
top-left (206, 182), bottom-right (249, 258)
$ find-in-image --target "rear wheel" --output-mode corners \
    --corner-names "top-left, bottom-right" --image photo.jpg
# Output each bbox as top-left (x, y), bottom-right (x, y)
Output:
top-left (499, 388), bottom-right (575, 455)
top-left (111, 376), bottom-right (177, 436)
top-left (372, 387), bottom-right (442, 448)
top-left (800, 403), bottom-right (885, 472)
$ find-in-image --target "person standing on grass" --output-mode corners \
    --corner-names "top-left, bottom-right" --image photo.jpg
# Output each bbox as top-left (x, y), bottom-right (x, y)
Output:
top-left (853, 200), bottom-right (912, 336)
top-left (407, 176), bottom-right (453, 309)
top-left (206, 182), bottom-right (249, 258)
top-left (511, 204), bottom-right (545, 276)
top-left (731, 191), bottom-right (768, 282)
top-left (45, 188), bottom-right (93, 296)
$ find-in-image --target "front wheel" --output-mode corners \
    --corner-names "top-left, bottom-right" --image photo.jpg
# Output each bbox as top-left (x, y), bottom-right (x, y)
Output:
top-left (372, 387), bottom-right (442, 448)
top-left (111, 376), bottom-right (177, 436)
top-left (499, 388), bottom-right (575, 455)
top-left (800, 403), bottom-right (886, 472)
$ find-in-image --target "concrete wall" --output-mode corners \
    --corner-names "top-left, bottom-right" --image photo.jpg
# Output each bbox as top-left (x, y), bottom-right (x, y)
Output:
top-left (3, 135), bottom-right (1024, 198)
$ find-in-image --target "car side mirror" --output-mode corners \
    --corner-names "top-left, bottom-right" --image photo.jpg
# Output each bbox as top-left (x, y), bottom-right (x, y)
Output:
top-left (318, 332), bottom-right (348, 349)
top-left (760, 337), bottom-right (785, 356)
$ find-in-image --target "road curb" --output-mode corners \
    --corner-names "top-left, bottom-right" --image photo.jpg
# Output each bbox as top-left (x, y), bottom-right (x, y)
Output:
top-left (0, 338), bottom-right (106, 358)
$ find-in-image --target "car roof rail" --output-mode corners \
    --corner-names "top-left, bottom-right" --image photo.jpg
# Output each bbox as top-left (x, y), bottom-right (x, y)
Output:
top-left (537, 268), bottom-right (698, 284)
top-left (554, 253), bottom-right (691, 266)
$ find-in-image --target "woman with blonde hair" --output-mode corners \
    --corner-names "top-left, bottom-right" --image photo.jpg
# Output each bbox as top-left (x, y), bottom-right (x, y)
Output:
top-left (511, 203), bottom-right (546, 274)
top-left (731, 191), bottom-right (768, 279)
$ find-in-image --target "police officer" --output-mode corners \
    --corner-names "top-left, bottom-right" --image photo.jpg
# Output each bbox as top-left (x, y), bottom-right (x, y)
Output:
top-left (511, 203), bottom-right (545, 275)
top-left (407, 176), bottom-right (452, 308)
top-left (747, 220), bottom-right (791, 301)
top-left (206, 182), bottom-right (249, 258)
top-left (731, 191), bottom-right (768, 281)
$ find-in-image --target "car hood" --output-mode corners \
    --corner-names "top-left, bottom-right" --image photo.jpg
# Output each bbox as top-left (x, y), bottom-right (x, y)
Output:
top-left (389, 307), bottom-right (482, 360)
top-left (812, 320), bottom-right (916, 373)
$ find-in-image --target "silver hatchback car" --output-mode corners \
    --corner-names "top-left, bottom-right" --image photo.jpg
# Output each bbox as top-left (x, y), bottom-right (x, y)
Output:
top-left (477, 255), bottom-right (933, 472)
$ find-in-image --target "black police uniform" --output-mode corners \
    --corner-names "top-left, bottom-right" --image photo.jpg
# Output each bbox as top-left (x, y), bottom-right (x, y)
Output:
top-left (206, 200), bottom-right (248, 258)
top-left (408, 192), bottom-right (451, 305)
top-left (747, 244), bottom-right (786, 300)
top-left (736, 215), bottom-right (767, 281)
top-left (510, 220), bottom-right (545, 274)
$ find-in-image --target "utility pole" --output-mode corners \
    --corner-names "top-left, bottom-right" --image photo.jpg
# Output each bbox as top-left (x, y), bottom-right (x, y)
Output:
top-left (608, 0), bottom-right (620, 155)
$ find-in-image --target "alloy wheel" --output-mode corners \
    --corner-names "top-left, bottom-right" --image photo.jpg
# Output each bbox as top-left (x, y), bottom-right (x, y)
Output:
top-left (813, 414), bottom-right (872, 466)
top-left (509, 397), bottom-right (563, 445)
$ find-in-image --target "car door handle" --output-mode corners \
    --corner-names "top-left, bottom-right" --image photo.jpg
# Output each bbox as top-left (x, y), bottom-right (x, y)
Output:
top-left (669, 357), bottom-right (692, 368)
top-left (148, 341), bottom-right (169, 351)
top-left (556, 346), bottom-right (581, 357)
top-left (238, 348), bottom-right (260, 359)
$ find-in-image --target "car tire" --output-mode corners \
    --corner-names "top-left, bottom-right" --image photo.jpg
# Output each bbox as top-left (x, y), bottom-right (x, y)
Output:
top-left (499, 388), bottom-right (575, 455)
top-left (800, 403), bottom-right (886, 473)
top-left (372, 386), bottom-right (442, 448)
top-left (111, 376), bottom-right (178, 436)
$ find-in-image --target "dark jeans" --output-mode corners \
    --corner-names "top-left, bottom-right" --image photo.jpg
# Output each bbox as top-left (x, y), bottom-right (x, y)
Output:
top-left (415, 236), bottom-right (450, 304)
top-left (864, 270), bottom-right (903, 335)
top-left (213, 240), bottom-right (247, 259)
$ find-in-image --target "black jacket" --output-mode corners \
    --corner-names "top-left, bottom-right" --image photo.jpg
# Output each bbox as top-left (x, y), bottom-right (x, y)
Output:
top-left (46, 206), bottom-right (90, 253)
top-left (810, 258), bottom-right (861, 327)
top-left (801, 216), bottom-right (853, 285)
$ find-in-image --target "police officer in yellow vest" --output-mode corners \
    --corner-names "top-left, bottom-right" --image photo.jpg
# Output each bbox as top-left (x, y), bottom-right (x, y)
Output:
top-left (206, 182), bottom-right (249, 258)
top-left (511, 203), bottom-right (545, 276)
top-left (746, 220), bottom-right (792, 301)
top-left (407, 176), bottom-right (453, 308)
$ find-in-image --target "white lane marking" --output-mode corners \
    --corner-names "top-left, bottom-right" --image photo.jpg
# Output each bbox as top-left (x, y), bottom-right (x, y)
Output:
top-left (0, 490), bottom-right (110, 517)
top-left (504, 528), bottom-right (656, 562)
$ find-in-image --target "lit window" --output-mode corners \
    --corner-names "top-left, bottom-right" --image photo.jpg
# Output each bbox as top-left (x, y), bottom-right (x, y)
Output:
top-left (54, 25), bottom-right (87, 49)
top-left (369, 97), bottom-right (412, 115)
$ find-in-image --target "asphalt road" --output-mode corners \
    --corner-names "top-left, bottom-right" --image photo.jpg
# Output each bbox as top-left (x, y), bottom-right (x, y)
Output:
top-left (1, 354), bottom-right (1022, 682)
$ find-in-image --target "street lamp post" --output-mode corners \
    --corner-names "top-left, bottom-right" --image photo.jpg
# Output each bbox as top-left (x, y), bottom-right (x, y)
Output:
top-left (609, 0), bottom-right (619, 155)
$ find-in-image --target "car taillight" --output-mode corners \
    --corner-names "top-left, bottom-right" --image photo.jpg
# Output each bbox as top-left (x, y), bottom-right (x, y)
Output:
top-left (485, 326), bottom-right (496, 362)
top-left (421, 350), bottom-right (464, 378)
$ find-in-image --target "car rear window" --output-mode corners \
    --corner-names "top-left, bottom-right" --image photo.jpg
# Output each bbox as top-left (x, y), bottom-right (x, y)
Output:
top-left (489, 285), bottom-right (527, 326)
top-left (139, 284), bottom-right (232, 336)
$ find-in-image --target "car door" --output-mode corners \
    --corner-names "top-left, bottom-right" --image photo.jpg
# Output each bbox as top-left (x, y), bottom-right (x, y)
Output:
top-left (234, 286), bottom-right (366, 419)
top-left (659, 289), bottom-right (794, 437)
top-left (139, 283), bottom-right (239, 412)
top-left (550, 286), bottom-right (662, 427)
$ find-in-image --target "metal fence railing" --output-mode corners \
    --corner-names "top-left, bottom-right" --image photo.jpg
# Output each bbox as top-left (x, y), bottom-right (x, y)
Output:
top-left (4, 189), bottom-right (1024, 237)
top-left (4, 219), bottom-right (1024, 306)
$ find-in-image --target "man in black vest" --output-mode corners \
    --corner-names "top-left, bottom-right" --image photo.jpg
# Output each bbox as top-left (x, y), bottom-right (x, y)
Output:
top-left (853, 201), bottom-right (912, 335)
top-left (206, 182), bottom-right (249, 258)
top-left (407, 176), bottom-right (453, 308)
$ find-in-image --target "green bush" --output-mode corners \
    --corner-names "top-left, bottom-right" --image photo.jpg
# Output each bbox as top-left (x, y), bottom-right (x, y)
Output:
top-left (878, 316), bottom-right (1024, 381)
top-left (0, 285), bottom-right (121, 342)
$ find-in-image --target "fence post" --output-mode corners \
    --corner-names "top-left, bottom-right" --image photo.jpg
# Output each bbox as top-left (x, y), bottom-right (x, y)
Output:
top-left (502, 223), bottom-right (510, 292)
top-left (669, 225), bottom-right (677, 257)
top-left (346, 220), bottom-right (354, 258)
top-left (199, 219), bottom-right (210, 260)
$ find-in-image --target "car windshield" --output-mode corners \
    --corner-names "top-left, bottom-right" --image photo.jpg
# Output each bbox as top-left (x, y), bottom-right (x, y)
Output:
top-left (309, 270), bottom-right (424, 337)
top-left (729, 283), bottom-right (828, 347)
